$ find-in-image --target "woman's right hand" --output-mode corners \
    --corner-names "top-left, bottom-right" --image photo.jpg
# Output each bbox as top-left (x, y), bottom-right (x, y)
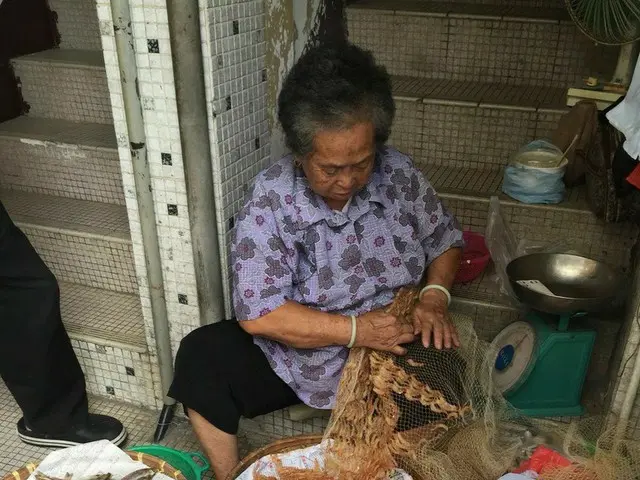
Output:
top-left (354, 310), bottom-right (416, 355)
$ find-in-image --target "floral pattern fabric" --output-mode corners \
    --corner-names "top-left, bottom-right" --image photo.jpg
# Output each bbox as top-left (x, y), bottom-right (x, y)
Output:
top-left (231, 146), bottom-right (463, 409)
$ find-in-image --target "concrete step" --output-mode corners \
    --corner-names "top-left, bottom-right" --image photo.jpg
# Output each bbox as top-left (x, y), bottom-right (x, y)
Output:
top-left (0, 116), bottom-right (123, 205)
top-left (48, 0), bottom-right (102, 51)
top-left (12, 49), bottom-right (113, 125)
top-left (58, 282), bottom-right (160, 409)
top-left (73, 339), bottom-right (159, 409)
top-left (239, 408), bottom-right (330, 450)
top-left (398, 0), bottom-right (565, 7)
top-left (0, 189), bottom-right (138, 294)
top-left (347, 1), bottom-right (618, 87)
top-left (420, 163), bottom-right (639, 271)
top-left (388, 76), bottom-right (566, 171)
top-left (60, 281), bottom-right (146, 351)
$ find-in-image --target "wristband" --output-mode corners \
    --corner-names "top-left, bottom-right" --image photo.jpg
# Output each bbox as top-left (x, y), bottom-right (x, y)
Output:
top-left (419, 285), bottom-right (451, 306)
top-left (347, 314), bottom-right (357, 348)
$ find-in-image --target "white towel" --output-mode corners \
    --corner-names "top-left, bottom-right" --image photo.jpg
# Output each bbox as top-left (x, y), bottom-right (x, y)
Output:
top-left (26, 440), bottom-right (173, 480)
top-left (607, 53), bottom-right (640, 160)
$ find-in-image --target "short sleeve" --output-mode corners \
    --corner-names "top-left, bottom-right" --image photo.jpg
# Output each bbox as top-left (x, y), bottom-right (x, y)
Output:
top-left (409, 167), bottom-right (464, 265)
top-left (231, 185), bottom-right (295, 321)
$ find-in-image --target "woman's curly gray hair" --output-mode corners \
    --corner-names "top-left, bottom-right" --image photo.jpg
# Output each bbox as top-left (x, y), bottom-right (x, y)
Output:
top-left (277, 43), bottom-right (395, 158)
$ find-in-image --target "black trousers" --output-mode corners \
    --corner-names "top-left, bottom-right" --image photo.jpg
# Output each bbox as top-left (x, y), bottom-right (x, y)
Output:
top-left (168, 320), bottom-right (300, 435)
top-left (0, 200), bottom-right (88, 432)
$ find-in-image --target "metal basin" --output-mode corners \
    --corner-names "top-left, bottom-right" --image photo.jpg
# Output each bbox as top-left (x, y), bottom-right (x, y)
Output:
top-left (506, 253), bottom-right (622, 315)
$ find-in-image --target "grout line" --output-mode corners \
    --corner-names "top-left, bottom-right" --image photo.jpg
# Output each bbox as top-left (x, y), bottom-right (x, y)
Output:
top-left (478, 103), bottom-right (537, 112)
top-left (538, 106), bottom-right (567, 114)
top-left (396, 10), bottom-right (447, 18)
top-left (350, 4), bottom-right (568, 25)
top-left (69, 332), bottom-right (148, 353)
top-left (449, 13), bottom-right (501, 21)
top-left (0, 134), bottom-right (117, 152)
top-left (502, 16), bottom-right (559, 25)
top-left (422, 98), bottom-right (478, 107)
top-left (12, 58), bottom-right (106, 70)
top-left (13, 221), bottom-right (131, 243)
top-left (451, 296), bottom-right (517, 312)
top-left (393, 95), bottom-right (422, 102)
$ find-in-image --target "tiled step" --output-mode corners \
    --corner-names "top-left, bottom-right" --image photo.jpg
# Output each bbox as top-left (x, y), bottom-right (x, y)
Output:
top-left (420, 163), bottom-right (639, 270)
top-left (72, 338), bottom-right (160, 409)
top-left (59, 282), bottom-right (160, 408)
top-left (404, 0), bottom-right (565, 7)
top-left (12, 49), bottom-right (113, 125)
top-left (388, 76), bottom-right (565, 171)
top-left (392, 76), bottom-right (566, 110)
top-left (347, 1), bottom-right (618, 87)
top-left (0, 117), bottom-right (124, 205)
top-left (48, 0), bottom-right (102, 51)
top-left (240, 407), bottom-right (330, 450)
top-left (0, 189), bottom-right (138, 294)
top-left (351, 0), bottom-right (570, 20)
top-left (60, 281), bottom-right (146, 351)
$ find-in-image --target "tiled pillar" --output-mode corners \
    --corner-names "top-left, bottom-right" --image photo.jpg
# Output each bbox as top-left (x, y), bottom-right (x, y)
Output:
top-left (96, 0), bottom-right (201, 369)
top-left (198, 0), bottom-right (272, 319)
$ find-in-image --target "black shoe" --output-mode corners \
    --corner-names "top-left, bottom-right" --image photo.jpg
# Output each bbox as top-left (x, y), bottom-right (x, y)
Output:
top-left (17, 414), bottom-right (127, 448)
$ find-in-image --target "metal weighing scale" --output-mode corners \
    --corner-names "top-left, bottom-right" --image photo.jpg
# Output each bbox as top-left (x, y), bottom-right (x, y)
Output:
top-left (490, 253), bottom-right (622, 418)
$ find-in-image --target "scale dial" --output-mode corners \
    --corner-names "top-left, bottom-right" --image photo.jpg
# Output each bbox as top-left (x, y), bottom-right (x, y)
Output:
top-left (490, 321), bottom-right (537, 394)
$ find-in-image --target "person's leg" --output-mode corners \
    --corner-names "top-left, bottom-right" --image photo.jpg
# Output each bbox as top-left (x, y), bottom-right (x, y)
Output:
top-left (188, 409), bottom-right (239, 478)
top-left (169, 321), bottom-right (299, 479)
top-left (0, 201), bottom-right (125, 447)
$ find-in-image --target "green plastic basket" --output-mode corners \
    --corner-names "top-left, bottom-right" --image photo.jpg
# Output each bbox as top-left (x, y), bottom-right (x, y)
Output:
top-left (128, 445), bottom-right (209, 480)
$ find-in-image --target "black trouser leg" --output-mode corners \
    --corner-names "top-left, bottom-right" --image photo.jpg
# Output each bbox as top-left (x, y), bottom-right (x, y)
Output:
top-left (0, 200), bottom-right (88, 433)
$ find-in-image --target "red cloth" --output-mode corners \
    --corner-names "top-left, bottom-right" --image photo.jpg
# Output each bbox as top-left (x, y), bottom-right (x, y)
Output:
top-left (626, 163), bottom-right (640, 190)
top-left (514, 446), bottom-right (571, 474)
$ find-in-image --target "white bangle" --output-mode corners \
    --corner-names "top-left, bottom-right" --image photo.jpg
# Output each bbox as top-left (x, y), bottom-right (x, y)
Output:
top-left (419, 285), bottom-right (451, 306)
top-left (347, 315), bottom-right (357, 348)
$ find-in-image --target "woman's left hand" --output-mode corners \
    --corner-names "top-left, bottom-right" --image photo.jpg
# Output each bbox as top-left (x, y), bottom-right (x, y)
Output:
top-left (412, 290), bottom-right (460, 350)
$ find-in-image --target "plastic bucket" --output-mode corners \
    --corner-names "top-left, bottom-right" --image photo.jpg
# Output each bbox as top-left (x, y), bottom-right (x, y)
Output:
top-left (454, 231), bottom-right (491, 284)
top-left (128, 445), bottom-right (209, 480)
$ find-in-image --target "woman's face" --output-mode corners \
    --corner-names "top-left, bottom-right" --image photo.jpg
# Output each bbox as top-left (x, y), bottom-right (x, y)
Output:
top-left (302, 122), bottom-right (376, 210)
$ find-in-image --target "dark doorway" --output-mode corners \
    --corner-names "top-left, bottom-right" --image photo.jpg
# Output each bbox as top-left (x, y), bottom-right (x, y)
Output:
top-left (0, 0), bottom-right (58, 122)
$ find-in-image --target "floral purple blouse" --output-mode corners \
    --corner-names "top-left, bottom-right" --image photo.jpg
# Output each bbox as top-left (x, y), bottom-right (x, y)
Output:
top-left (231, 146), bottom-right (463, 409)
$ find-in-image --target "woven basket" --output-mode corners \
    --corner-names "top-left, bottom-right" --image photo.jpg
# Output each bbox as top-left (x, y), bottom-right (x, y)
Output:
top-left (227, 435), bottom-right (322, 479)
top-left (2, 451), bottom-right (187, 480)
top-left (226, 434), bottom-right (426, 479)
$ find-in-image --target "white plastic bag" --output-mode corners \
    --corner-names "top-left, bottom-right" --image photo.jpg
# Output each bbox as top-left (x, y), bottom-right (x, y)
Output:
top-left (502, 140), bottom-right (567, 204)
top-left (484, 197), bottom-right (519, 301)
top-left (484, 197), bottom-right (570, 303)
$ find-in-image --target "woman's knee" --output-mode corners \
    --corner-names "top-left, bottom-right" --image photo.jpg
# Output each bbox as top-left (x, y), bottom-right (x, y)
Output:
top-left (174, 321), bottom-right (244, 373)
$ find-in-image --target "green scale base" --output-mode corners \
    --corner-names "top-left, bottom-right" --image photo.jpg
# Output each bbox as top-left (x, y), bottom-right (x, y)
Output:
top-left (505, 312), bottom-right (596, 418)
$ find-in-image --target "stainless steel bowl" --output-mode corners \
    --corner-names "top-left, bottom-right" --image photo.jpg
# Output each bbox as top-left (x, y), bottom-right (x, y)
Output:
top-left (506, 253), bottom-right (622, 314)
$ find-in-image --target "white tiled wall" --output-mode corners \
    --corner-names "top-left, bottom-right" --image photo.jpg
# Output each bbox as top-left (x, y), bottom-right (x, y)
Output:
top-left (72, 338), bottom-right (160, 407)
top-left (96, 0), bottom-right (201, 374)
top-left (199, 0), bottom-right (271, 319)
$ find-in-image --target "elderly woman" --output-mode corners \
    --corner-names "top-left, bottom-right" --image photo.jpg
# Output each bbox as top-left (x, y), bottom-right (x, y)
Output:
top-left (169, 43), bottom-right (463, 479)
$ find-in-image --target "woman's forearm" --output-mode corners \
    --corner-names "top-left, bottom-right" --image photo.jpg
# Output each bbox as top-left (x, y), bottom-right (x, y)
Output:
top-left (239, 301), bottom-right (352, 349)
top-left (424, 247), bottom-right (462, 290)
